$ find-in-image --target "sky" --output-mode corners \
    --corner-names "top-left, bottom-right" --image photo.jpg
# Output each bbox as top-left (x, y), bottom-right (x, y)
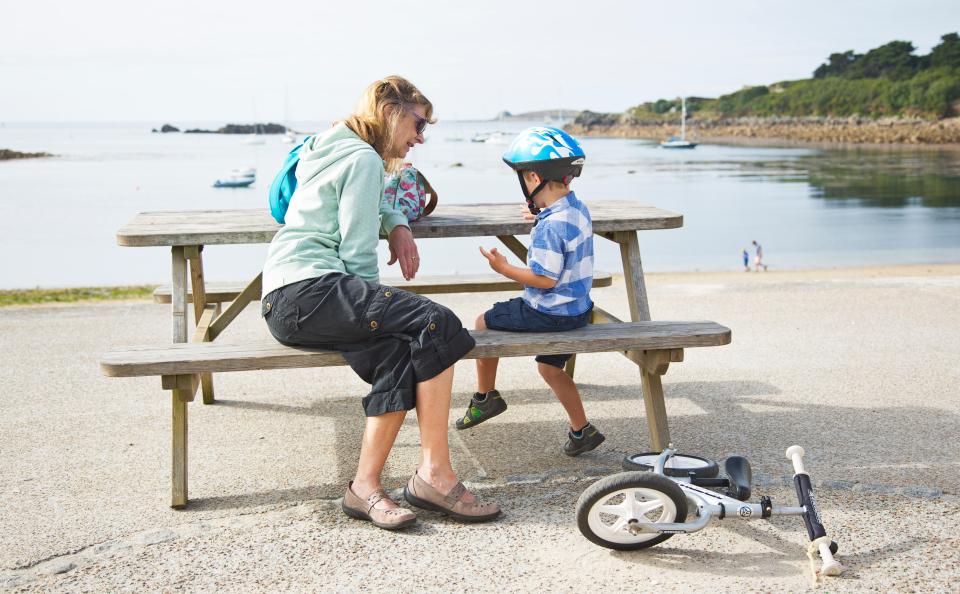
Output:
top-left (1, 0), bottom-right (956, 123)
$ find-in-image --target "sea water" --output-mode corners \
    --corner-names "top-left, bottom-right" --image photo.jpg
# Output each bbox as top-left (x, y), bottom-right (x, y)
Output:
top-left (0, 120), bottom-right (958, 289)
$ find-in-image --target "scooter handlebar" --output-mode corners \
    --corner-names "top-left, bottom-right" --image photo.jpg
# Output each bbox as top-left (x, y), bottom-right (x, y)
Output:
top-left (786, 445), bottom-right (807, 475)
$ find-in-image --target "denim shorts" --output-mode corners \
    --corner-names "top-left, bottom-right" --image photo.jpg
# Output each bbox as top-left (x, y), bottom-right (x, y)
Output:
top-left (262, 273), bottom-right (475, 417)
top-left (483, 297), bottom-right (592, 368)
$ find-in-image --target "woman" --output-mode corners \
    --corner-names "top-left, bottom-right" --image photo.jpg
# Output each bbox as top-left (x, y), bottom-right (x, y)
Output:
top-left (261, 76), bottom-right (500, 530)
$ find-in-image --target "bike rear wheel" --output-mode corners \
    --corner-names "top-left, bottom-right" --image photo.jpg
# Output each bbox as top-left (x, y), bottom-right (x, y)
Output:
top-left (576, 472), bottom-right (688, 550)
top-left (622, 452), bottom-right (719, 478)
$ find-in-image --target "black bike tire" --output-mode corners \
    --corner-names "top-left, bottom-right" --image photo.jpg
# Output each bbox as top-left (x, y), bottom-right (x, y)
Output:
top-left (576, 471), bottom-right (688, 551)
top-left (621, 452), bottom-right (720, 478)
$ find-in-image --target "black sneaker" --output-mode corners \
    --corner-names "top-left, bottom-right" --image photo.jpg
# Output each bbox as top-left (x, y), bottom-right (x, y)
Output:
top-left (455, 390), bottom-right (507, 430)
top-left (563, 423), bottom-right (605, 457)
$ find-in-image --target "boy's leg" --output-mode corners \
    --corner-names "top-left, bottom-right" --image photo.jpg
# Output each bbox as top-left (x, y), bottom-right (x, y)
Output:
top-left (474, 313), bottom-right (499, 393)
top-left (538, 362), bottom-right (588, 430)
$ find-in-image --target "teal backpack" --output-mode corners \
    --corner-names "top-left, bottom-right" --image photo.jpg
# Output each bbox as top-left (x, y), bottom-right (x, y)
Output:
top-left (268, 136), bottom-right (311, 224)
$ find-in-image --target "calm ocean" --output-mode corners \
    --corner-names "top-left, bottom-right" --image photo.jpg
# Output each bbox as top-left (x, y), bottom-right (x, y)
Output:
top-left (1, 120), bottom-right (958, 289)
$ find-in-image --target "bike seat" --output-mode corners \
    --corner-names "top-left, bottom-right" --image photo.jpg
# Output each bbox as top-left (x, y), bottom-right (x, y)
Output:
top-left (724, 456), bottom-right (752, 501)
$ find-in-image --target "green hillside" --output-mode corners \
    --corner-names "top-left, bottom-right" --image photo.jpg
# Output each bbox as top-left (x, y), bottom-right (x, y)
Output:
top-left (630, 33), bottom-right (960, 120)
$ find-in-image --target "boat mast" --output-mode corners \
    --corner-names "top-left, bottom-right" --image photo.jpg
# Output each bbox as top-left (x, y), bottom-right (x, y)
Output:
top-left (680, 97), bottom-right (687, 141)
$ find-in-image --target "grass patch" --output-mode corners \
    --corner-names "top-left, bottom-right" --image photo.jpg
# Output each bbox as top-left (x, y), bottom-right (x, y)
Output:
top-left (0, 285), bottom-right (157, 307)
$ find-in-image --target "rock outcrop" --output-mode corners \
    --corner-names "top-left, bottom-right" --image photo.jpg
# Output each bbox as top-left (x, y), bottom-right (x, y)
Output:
top-left (0, 149), bottom-right (53, 161)
top-left (181, 123), bottom-right (288, 135)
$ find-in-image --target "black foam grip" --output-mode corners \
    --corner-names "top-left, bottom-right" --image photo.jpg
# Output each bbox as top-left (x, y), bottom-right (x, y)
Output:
top-left (794, 474), bottom-right (827, 541)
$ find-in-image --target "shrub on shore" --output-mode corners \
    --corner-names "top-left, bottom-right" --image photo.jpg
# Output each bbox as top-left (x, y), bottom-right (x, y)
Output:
top-left (0, 286), bottom-right (157, 307)
top-left (627, 33), bottom-right (960, 121)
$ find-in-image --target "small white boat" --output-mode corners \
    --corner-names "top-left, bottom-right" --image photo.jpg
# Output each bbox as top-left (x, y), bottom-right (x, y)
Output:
top-left (281, 130), bottom-right (297, 144)
top-left (213, 177), bottom-right (255, 188)
top-left (230, 167), bottom-right (256, 178)
top-left (661, 97), bottom-right (697, 149)
top-left (214, 168), bottom-right (256, 188)
top-left (484, 131), bottom-right (510, 145)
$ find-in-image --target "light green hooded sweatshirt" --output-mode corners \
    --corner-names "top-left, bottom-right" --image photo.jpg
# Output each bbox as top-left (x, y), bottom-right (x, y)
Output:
top-left (262, 123), bottom-right (409, 296)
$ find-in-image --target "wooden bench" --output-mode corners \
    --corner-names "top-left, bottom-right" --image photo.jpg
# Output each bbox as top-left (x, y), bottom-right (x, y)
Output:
top-left (151, 271), bottom-right (614, 304)
top-left (100, 320), bottom-right (731, 508)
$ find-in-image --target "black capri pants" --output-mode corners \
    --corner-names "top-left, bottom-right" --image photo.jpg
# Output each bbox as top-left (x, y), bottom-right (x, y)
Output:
top-left (262, 273), bottom-right (476, 416)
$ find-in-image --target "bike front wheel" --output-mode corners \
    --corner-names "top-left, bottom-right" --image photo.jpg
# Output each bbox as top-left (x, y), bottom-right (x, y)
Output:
top-left (576, 472), bottom-right (688, 550)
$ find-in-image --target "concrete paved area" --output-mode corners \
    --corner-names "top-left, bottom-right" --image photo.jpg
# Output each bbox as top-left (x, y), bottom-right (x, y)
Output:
top-left (1, 264), bottom-right (958, 592)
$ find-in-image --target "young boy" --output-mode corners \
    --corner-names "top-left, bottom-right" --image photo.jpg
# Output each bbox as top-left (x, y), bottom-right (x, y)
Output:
top-left (456, 127), bottom-right (604, 457)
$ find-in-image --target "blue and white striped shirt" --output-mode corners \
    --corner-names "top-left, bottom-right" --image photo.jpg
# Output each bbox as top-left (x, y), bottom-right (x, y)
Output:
top-left (523, 191), bottom-right (594, 316)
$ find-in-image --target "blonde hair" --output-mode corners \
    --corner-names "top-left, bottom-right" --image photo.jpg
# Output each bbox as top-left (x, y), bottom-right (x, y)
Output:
top-left (343, 76), bottom-right (435, 171)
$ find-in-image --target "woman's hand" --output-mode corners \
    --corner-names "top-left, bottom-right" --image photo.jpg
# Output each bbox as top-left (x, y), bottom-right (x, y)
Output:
top-left (388, 225), bottom-right (419, 280)
top-left (479, 246), bottom-right (508, 274)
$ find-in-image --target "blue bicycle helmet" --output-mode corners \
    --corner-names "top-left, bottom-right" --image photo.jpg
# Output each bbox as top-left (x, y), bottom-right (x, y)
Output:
top-left (502, 126), bottom-right (585, 214)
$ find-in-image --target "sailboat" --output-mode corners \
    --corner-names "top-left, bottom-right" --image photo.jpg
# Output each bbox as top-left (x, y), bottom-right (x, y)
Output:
top-left (242, 123), bottom-right (266, 145)
top-left (660, 97), bottom-right (697, 149)
top-left (242, 99), bottom-right (267, 145)
top-left (280, 88), bottom-right (297, 143)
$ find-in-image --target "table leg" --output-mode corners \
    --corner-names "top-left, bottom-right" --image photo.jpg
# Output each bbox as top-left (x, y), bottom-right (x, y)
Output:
top-left (171, 390), bottom-right (188, 508)
top-left (185, 246), bottom-right (214, 404)
top-left (170, 247), bottom-right (190, 507)
top-left (171, 247), bottom-right (188, 343)
top-left (614, 230), bottom-right (670, 449)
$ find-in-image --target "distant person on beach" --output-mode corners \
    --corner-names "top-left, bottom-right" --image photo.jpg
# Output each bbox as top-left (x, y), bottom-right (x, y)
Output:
top-left (742, 248), bottom-right (750, 272)
top-left (753, 240), bottom-right (768, 271)
top-left (260, 76), bottom-right (500, 530)
top-left (462, 127), bottom-right (605, 457)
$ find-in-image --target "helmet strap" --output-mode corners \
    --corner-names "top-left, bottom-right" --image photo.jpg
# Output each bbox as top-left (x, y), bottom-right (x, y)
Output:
top-left (517, 171), bottom-right (550, 216)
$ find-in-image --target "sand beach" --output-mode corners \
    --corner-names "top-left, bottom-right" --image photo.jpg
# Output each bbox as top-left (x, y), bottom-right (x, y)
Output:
top-left (1, 263), bottom-right (958, 592)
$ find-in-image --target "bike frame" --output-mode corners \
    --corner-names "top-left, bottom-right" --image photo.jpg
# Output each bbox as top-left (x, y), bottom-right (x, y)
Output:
top-left (626, 450), bottom-right (804, 536)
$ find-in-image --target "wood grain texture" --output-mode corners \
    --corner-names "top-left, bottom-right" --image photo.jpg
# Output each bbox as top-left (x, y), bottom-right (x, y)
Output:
top-left (101, 321), bottom-right (731, 377)
top-left (117, 202), bottom-right (682, 247)
top-left (171, 391), bottom-right (188, 509)
top-left (171, 247), bottom-right (188, 344)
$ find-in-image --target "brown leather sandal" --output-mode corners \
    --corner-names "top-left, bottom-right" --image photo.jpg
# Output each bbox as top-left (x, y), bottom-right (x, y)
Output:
top-left (403, 472), bottom-right (501, 523)
top-left (341, 482), bottom-right (417, 530)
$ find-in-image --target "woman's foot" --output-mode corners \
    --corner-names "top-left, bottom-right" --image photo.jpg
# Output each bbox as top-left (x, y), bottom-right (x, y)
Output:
top-left (403, 469), bottom-right (501, 522)
top-left (342, 481), bottom-right (417, 530)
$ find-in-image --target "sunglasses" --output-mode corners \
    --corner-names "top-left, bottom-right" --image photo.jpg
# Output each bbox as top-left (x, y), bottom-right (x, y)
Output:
top-left (406, 107), bottom-right (429, 135)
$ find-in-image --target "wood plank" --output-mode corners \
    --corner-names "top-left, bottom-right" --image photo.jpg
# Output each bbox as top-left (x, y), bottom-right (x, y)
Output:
top-left (152, 272), bottom-right (615, 303)
top-left (171, 390), bottom-right (188, 508)
top-left (171, 247), bottom-right (188, 344)
top-left (101, 321), bottom-right (731, 377)
top-left (640, 364), bottom-right (670, 451)
top-left (117, 202), bottom-right (683, 247)
top-left (192, 305), bottom-right (217, 404)
top-left (615, 231), bottom-right (651, 322)
top-left (497, 235), bottom-right (529, 263)
top-left (207, 274), bottom-right (263, 340)
top-left (184, 246), bottom-right (207, 325)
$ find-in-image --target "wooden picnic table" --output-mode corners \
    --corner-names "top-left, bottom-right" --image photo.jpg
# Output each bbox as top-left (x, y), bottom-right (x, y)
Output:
top-left (116, 200), bottom-right (685, 447)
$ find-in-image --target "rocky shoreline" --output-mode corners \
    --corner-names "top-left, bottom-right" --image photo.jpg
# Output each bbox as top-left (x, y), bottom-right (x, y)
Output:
top-left (152, 123), bottom-right (288, 134)
top-left (0, 149), bottom-right (53, 161)
top-left (567, 112), bottom-right (960, 145)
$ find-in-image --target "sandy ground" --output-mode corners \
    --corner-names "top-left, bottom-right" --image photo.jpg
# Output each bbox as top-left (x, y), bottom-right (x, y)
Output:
top-left (1, 263), bottom-right (958, 593)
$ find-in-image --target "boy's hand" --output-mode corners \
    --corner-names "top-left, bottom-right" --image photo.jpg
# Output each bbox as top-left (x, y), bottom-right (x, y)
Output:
top-left (479, 246), bottom-right (508, 273)
top-left (519, 207), bottom-right (536, 221)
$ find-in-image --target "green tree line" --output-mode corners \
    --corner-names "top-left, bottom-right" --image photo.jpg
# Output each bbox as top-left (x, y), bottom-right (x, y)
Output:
top-left (629, 33), bottom-right (960, 120)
